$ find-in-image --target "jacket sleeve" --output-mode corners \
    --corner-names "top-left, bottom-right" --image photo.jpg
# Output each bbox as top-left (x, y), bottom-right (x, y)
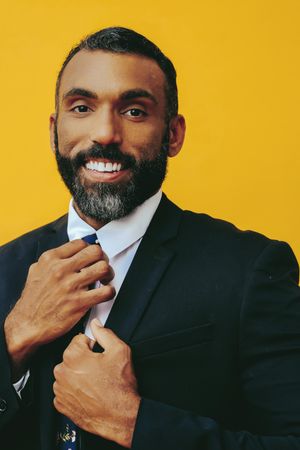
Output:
top-left (0, 239), bottom-right (35, 430)
top-left (132, 241), bottom-right (300, 450)
top-left (0, 323), bottom-right (22, 428)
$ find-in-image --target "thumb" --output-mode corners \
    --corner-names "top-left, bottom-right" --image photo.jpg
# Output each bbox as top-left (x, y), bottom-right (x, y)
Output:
top-left (90, 318), bottom-right (122, 352)
top-left (89, 318), bottom-right (104, 350)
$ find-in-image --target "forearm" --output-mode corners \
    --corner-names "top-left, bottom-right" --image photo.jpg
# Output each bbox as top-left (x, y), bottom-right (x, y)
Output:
top-left (3, 310), bottom-right (41, 382)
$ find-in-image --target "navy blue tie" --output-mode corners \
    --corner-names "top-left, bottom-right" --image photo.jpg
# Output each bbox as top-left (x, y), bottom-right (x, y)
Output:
top-left (56, 233), bottom-right (98, 450)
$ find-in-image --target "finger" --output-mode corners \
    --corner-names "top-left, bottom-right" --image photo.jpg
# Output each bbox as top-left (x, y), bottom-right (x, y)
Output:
top-left (81, 285), bottom-right (116, 309)
top-left (61, 334), bottom-right (91, 363)
top-left (53, 396), bottom-right (61, 413)
top-left (53, 381), bottom-right (60, 395)
top-left (96, 249), bottom-right (109, 264)
top-left (76, 260), bottom-right (115, 286)
top-left (90, 319), bottom-right (104, 350)
top-left (53, 397), bottom-right (67, 415)
top-left (68, 333), bottom-right (91, 350)
top-left (45, 239), bottom-right (88, 260)
top-left (90, 318), bottom-right (125, 352)
top-left (53, 363), bottom-right (63, 380)
top-left (67, 244), bottom-right (106, 272)
top-left (88, 338), bottom-right (96, 350)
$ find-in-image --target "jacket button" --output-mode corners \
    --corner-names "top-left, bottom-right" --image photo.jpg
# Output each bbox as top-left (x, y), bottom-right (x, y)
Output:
top-left (0, 399), bottom-right (7, 412)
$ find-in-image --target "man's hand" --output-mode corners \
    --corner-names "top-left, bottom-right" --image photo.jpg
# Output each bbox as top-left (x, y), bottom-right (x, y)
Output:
top-left (4, 240), bottom-right (115, 380)
top-left (53, 319), bottom-right (141, 448)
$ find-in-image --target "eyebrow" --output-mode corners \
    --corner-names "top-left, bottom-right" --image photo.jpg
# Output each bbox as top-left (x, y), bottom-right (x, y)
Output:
top-left (120, 89), bottom-right (158, 104)
top-left (62, 88), bottom-right (98, 101)
top-left (62, 87), bottom-right (158, 104)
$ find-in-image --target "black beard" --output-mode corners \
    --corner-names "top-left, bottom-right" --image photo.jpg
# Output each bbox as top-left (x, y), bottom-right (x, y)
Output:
top-left (54, 128), bottom-right (169, 223)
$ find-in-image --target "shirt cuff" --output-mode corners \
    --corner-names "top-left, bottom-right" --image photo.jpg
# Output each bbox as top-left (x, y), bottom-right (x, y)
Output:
top-left (12, 370), bottom-right (30, 398)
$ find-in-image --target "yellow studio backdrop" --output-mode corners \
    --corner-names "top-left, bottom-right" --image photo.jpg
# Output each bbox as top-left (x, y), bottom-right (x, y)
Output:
top-left (0, 1), bottom-right (299, 262)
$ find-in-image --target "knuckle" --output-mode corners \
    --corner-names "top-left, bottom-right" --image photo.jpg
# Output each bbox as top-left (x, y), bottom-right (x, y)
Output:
top-left (71, 238), bottom-right (87, 248)
top-left (53, 396), bottom-right (62, 412)
top-left (72, 333), bottom-right (84, 345)
top-left (98, 261), bottom-right (110, 277)
top-left (53, 381), bottom-right (58, 394)
top-left (62, 353), bottom-right (72, 366)
top-left (53, 364), bottom-right (62, 379)
top-left (118, 339), bottom-right (129, 351)
top-left (115, 340), bottom-right (130, 358)
top-left (39, 249), bottom-right (55, 263)
top-left (66, 333), bottom-right (87, 352)
top-left (76, 291), bottom-right (89, 307)
top-left (102, 251), bottom-right (109, 263)
top-left (62, 346), bottom-right (73, 363)
top-left (50, 262), bottom-right (65, 281)
top-left (82, 244), bottom-right (102, 260)
top-left (62, 277), bottom-right (76, 292)
top-left (53, 269), bottom-right (64, 281)
top-left (28, 262), bottom-right (38, 274)
top-left (91, 244), bottom-right (103, 259)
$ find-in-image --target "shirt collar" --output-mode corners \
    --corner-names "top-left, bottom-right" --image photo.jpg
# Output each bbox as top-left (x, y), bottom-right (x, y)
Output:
top-left (67, 190), bottom-right (162, 259)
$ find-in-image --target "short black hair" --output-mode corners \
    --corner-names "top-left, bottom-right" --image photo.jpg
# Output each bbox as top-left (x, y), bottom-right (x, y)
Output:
top-left (55, 26), bottom-right (178, 121)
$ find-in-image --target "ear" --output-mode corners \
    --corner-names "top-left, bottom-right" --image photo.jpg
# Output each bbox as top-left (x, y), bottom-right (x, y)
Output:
top-left (49, 113), bottom-right (57, 153)
top-left (167, 114), bottom-right (186, 157)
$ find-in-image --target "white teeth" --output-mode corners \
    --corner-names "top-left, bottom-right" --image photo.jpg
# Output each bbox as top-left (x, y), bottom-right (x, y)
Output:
top-left (85, 161), bottom-right (122, 172)
top-left (97, 162), bottom-right (105, 171)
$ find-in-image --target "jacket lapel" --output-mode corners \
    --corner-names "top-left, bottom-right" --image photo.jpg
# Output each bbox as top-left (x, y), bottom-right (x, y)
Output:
top-left (105, 195), bottom-right (182, 343)
top-left (82, 196), bottom-right (182, 449)
top-left (36, 214), bottom-right (69, 258)
top-left (34, 215), bottom-right (70, 450)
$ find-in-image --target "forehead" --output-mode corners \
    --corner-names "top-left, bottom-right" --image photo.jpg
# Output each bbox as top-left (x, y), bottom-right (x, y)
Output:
top-left (58, 49), bottom-right (166, 103)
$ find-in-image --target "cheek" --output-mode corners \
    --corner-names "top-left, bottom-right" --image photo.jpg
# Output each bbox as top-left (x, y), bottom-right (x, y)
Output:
top-left (57, 120), bottom-right (88, 156)
top-left (124, 124), bottom-right (166, 160)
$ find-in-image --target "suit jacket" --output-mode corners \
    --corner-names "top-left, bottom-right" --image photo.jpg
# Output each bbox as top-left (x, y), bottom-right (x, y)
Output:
top-left (0, 195), bottom-right (300, 450)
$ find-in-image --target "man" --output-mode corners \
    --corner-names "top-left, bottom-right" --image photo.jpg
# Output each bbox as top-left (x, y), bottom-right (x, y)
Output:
top-left (0, 26), bottom-right (299, 450)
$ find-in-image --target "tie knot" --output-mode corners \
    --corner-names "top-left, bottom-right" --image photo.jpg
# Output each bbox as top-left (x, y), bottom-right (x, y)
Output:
top-left (82, 233), bottom-right (98, 245)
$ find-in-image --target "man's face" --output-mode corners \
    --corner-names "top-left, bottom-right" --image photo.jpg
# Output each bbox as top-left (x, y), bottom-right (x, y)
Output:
top-left (52, 49), bottom-right (170, 223)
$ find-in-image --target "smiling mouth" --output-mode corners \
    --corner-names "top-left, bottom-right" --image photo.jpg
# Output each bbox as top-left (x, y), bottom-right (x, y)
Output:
top-left (85, 159), bottom-right (123, 173)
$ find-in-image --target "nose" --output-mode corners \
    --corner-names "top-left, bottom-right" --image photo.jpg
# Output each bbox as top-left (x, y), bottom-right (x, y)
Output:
top-left (90, 107), bottom-right (121, 146)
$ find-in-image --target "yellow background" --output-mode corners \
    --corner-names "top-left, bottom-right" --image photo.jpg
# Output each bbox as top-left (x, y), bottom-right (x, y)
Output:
top-left (1, 1), bottom-right (299, 262)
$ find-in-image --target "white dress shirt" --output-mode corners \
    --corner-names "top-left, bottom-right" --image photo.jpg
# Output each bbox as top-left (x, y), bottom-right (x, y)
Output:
top-left (13, 190), bottom-right (162, 394)
top-left (67, 190), bottom-right (162, 338)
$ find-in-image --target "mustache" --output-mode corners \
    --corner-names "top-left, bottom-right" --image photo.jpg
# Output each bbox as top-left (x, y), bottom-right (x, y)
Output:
top-left (70, 144), bottom-right (137, 171)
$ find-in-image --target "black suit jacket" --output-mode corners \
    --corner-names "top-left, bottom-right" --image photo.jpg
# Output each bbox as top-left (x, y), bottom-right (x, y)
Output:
top-left (1, 195), bottom-right (300, 450)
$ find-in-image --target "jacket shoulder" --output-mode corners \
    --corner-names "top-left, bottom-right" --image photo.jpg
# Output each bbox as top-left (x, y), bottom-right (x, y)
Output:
top-left (181, 208), bottom-right (269, 242)
top-left (0, 215), bottom-right (67, 259)
top-left (179, 208), bottom-right (281, 262)
top-left (160, 196), bottom-right (273, 256)
top-left (177, 207), bottom-right (299, 281)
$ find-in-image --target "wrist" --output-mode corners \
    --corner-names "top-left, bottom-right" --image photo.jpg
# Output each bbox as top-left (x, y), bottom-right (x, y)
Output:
top-left (4, 315), bottom-right (39, 381)
top-left (114, 394), bottom-right (141, 448)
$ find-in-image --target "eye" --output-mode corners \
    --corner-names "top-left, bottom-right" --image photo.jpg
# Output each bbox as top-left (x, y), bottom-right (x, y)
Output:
top-left (71, 105), bottom-right (91, 113)
top-left (123, 108), bottom-right (147, 118)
